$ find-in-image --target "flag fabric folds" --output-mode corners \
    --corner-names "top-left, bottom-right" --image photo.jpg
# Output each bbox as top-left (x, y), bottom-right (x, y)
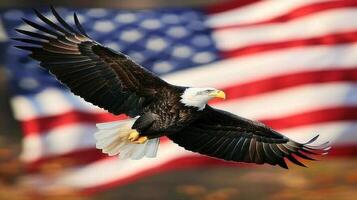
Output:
top-left (1, 0), bottom-right (357, 194)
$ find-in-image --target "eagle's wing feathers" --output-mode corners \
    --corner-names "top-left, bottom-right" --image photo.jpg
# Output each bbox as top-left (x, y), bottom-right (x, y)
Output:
top-left (168, 106), bottom-right (329, 169)
top-left (14, 7), bottom-right (168, 116)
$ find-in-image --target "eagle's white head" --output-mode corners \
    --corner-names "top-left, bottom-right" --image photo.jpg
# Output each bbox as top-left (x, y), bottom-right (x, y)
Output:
top-left (180, 87), bottom-right (226, 110)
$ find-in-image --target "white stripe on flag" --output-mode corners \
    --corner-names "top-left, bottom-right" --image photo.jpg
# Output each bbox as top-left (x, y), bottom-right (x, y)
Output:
top-left (207, 0), bottom-right (329, 27)
top-left (282, 121), bottom-right (357, 146)
top-left (21, 124), bottom-right (96, 162)
top-left (213, 8), bottom-right (357, 51)
top-left (0, 18), bottom-right (8, 42)
top-left (165, 44), bottom-right (357, 88)
top-left (11, 88), bottom-right (105, 121)
top-left (216, 82), bottom-right (357, 120)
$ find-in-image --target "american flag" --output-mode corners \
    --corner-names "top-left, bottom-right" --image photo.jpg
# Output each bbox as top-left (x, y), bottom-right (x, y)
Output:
top-left (1, 0), bottom-right (357, 194)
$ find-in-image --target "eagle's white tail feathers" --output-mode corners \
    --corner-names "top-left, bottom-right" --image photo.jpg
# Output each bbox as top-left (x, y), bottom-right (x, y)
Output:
top-left (95, 119), bottom-right (160, 160)
top-left (145, 138), bottom-right (160, 157)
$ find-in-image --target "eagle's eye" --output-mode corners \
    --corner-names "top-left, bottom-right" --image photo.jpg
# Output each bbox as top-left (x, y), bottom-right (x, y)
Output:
top-left (196, 89), bottom-right (214, 95)
top-left (205, 89), bottom-right (215, 93)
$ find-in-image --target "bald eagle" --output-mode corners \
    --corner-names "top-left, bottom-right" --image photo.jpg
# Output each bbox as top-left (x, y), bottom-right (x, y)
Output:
top-left (14, 7), bottom-right (329, 169)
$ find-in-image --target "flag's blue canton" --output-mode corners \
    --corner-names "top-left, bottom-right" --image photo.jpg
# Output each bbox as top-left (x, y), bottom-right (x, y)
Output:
top-left (1, 8), bottom-right (221, 95)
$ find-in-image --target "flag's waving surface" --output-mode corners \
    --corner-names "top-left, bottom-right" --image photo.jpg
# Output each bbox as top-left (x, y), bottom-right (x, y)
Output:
top-left (15, 7), bottom-right (328, 167)
top-left (1, 0), bottom-right (357, 193)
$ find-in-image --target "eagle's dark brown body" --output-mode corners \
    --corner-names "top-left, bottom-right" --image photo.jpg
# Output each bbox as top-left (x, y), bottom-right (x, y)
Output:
top-left (14, 7), bottom-right (330, 169)
top-left (133, 86), bottom-right (203, 138)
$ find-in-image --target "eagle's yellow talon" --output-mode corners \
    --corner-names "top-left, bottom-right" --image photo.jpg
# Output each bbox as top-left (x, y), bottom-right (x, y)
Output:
top-left (128, 131), bottom-right (147, 144)
top-left (133, 136), bottom-right (148, 144)
top-left (128, 130), bottom-right (139, 142)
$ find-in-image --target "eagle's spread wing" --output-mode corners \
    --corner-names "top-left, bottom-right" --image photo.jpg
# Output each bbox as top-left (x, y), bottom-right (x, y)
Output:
top-left (168, 106), bottom-right (329, 169)
top-left (14, 7), bottom-right (168, 117)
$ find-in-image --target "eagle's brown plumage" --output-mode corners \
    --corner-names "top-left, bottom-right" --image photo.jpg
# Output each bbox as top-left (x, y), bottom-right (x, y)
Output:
top-left (14, 7), bottom-right (329, 168)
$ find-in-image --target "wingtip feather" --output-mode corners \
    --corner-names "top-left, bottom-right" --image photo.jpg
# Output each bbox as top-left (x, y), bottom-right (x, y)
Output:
top-left (304, 134), bottom-right (319, 145)
top-left (73, 12), bottom-right (89, 37)
top-left (50, 6), bottom-right (77, 34)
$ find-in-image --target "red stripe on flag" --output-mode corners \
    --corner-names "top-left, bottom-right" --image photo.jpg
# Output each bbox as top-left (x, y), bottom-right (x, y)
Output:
top-left (205, 0), bottom-right (260, 14)
top-left (262, 107), bottom-right (357, 130)
top-left (329, 144), bottom-right (357, 157)
top-left (213, 68), bottom-right (357, 102)
top-left (22, 112), bottom-right (124, 135)
top-left (221, 31), bottom-right (357, 58)
top-left (25, 148), bottom-right (107, 173)
top-left (216, 0), bottom-right (357, 29)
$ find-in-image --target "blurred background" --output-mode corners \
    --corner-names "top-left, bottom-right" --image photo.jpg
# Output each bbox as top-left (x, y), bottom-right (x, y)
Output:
top-left (1, 0), bottom-right (357, 199)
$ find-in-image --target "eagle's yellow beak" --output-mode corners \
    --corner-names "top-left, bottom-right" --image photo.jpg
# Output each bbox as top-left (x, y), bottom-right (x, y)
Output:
top-left (211, 90), bottom-right (226, 99)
